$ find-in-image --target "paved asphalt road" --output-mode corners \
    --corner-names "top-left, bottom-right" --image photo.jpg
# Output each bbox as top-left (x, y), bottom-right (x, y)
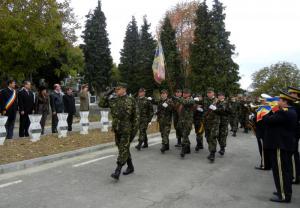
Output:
top-left (0, 131), bottom-right (299, 208)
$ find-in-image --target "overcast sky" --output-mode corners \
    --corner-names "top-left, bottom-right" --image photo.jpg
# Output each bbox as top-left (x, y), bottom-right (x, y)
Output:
top-left (70, 0), bottom-right (300, 90)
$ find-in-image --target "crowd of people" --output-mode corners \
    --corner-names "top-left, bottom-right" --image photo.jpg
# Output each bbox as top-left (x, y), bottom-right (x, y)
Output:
top-left (0, 79), bottom-right (90, 139)
top-left (100, 82), bottom-right (299, 204)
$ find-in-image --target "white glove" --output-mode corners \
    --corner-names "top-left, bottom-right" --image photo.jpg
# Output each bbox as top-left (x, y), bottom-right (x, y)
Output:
top-left (162, 102), bottom-right (168, 108)
top-left (147, 97), bottom-right (152, 101)
top-left (197, 107), bottom-right (203, 112)
top-left (249, 114), bottom-right (254, 120)
top-left (194, 97), bottom-right (200, 102)
top-left (244, 104), bottom-right (248, 107)
top-left (209, 105), bottom-right (217, 111)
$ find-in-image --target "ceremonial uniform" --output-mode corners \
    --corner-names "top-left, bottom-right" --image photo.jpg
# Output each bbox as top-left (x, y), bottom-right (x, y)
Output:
top-left (263, 92), bottom-right (297, 203)
top-left (18, 88), bottom-right (35, 137)
top-left (0, 87), bottom-right (18, 139)
top-left (135, 95), bottom-right (154, 149)
top-left (217, 98), bottom-right (230, 154)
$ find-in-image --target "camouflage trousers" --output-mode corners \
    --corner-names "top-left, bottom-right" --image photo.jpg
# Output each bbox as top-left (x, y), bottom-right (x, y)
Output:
top-left (159, 120), bottom-right (171, 145)
top-left (229, 115), bottom-right (239, 133)
top-left (177, 121), bottom-right (192, 146)
top-left (194, 121), bottom-right (204, 146)
top-left (173, 113), bottom-right (182, 139)
top-left (218, 121), bottom-right (229, 148)
top-left (204, 121), bottom-right (220, 153)
top-left (138, 120), bottom-right (149, 143)
top-left (115, 132), bottom-right (131, 165)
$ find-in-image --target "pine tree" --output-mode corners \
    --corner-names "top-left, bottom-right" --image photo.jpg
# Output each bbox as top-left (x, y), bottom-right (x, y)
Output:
top-left (160, 16), bottom-right (183, 92)
top-left (190, 1), bottom-right (213, 93)
top-left (137, 16), bottom-right (156, 94)
top-left (81, 0), bottom-right (113, 94)
top-left (210, 0), bottom-right (240, 94)
top-left (119, 16), bottom-right (140, 93)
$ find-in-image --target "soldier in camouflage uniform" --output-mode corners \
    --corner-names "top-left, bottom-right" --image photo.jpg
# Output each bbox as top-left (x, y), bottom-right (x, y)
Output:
top-left (193, 94), bottom-right (205, 151)
top-left (172, 89), bottom-right (183, 147)
top-left (240, 96), bottom-right (251, 133)
top-left (203, 88), bottom-right (220, 162)
top-left (135, 88), bottom-right (154, 150)
top-left (99, 83), bottom-right (138, 180)
top-left (229, 96), bottom-right (240, 137)
top-left (176, 89), bottom-right (195, 158)
top-left (156, 89), bottom-right (173, 153)
top-left (216, 92), bottom-right (230, 156)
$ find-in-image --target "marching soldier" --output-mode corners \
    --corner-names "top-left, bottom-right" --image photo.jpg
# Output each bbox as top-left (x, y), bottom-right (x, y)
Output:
top-left (172, 89), bottom-right (183, 147)
top-left (263, 91), bottom-right (297, 203)
top-left (156, 89), bottom-right (173, 153)
top-left (240, 96), bottom-right (251, 133)
top-left (99, 83), bottom-right (138, 180)
top-left (18, 81), bottom-right (35, 137)
top-left (229, 96), bottom-right (239, 137)
top-left (0, 79), bottom-right (18, 139)
top-left (216, 92), bottom-right (230, 156)
top-left (203, 88), bottom-right (220, 162)
top-left (135, 88), bottom-right (154, 150)
top-left (193, 94), bottom-right (204, 151)
top-left (288, 86), bottom-right (300, 184)
top-left (176, 89), bottom-right (195, 158)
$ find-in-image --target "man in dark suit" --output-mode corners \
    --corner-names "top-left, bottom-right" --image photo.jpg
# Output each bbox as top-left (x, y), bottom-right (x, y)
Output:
top-left (63, 87), bottom-right (76, 131)
top-left (50, 84), bottom-right (64, 133)
top-left (263, 91), bottom-right (297, 203)
top-left (18, 81), bottom-right (35, 137)
top-left (0, 79), bottom-right (18, 139)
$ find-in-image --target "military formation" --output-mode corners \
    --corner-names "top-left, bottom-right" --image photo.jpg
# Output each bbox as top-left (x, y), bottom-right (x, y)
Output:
top-left (100, 83), bottom-right (257, 180)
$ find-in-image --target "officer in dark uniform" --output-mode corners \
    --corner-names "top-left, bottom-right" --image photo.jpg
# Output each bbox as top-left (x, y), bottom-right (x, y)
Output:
top-left (0, 79), bottom-right (18, 139)
top-left (288, 86), bottom-right (300, 184)
top-left (18, 81), bottom-right (35, 137)
top-left (263, 91), bottom-right (297, 203)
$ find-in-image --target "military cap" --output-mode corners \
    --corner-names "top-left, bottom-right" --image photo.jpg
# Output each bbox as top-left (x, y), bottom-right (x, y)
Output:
top-left (176, 89), bottom-right (182, 93)
top-left (218, 91), bottom-right (225, 96)
top-left (279, 90), bottom-right (297, 102)
top-left (288, 86), bottom-right (300, 94)
top-left (161, 89), bottom-right (168, 94)
top-left (207, 87), bottom-right (214, 92)
top-left (139, 88), bottom-right (146, 92)
top-left (116, 82), bottom-right (128, 88)
top-left (183, 88), bottom-right (191, 94)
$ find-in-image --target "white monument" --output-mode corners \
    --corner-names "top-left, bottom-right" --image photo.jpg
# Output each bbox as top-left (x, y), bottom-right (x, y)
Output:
top-left (0, 116), bottom-right (8, 145)
top-left (100, 108), bottom-right (109, 132)
top-left (28, 114), bottom-right (42, 142)
top-left (80, 111), bottom-right (89, 135)
top-left (57, 113), bottom-right (69, 138)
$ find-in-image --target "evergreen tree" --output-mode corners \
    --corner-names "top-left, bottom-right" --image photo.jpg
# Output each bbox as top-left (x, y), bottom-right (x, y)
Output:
top-left (160, 16), bottom-right (183, 92)
top-left (210, 0), bottom-right (240, 94)
top-left (189, 1), bottom-right (213, 93)
top-left (137, 16), bottom-right (156, 94)
top-left (119, 16), bottom-right (140, 93)
top-left (81, 0), bottom-right (113, 94)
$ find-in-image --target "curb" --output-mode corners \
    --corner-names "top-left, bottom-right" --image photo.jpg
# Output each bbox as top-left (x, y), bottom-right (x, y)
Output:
top-left (0, 131), bottom-right (174, 175)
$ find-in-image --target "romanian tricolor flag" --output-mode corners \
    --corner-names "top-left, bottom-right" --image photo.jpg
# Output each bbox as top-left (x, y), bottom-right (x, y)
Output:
top-left (5, 89), bottom-right (17, 110)
top-left (256, 105), bottom-right (272, 122)
top-left (266, 97), bottom-right (280, 112)
top-left (152, 41), bottom-right (165, 84)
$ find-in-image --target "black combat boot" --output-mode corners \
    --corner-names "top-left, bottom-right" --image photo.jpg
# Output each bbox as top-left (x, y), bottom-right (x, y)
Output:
top-left (123, 158), bottom-right (134, 175)
top-left (232, 131), bottom-right (237, 137)
top-left (160, 144), bottom-right (169, 153)
top-left (207, 152), bottom-right (215, 162)
top-left (244, 128), bottom-right (248, 133)
top-left (195, 137), bottom-right (204, 152)
top-left (186, 145), bottom-right (191, 154)
top-left (135, 141), bottom-right (143, 151)
top-left (218, 147), bottom-right (225, 156)
top-left (175, 137), bottom-right (182, 147)
top-left (142, 139), bottom-right (148, 148)
top-left (180, 145), bottom-right (186, 158)
top-left (111, 162), bottom-right (123, 180)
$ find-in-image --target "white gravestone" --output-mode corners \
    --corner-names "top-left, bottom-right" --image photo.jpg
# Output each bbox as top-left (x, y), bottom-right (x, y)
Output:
top-left (29, 114), bottom-right (42, 142)
top-left (80, 111), bottom-right (89, 135)
top-left (57, 113), bottom-right (69, 138)
top-left (100, 108), bottom-right (109, 132)
top-left (0, 116), bottom-right (8, 145)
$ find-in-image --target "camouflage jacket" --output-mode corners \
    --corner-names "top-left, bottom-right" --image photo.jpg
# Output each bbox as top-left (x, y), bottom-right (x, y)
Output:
top-left (217, 99), bottom-right (230, 123)
top-left (228, 101), bottom-right (240, 117)
top-left (203, 97), bottom-right (220, 124)
top-left (156, 98), bottom-right (173, 124)
top-left (177, 97), bottom-right (195, 125)
top-left (100, 94), bottom-right (138, 136)
top-left (240, 100), bottom-right (251, 115)
top-left (136, 97), bottom-right (154, 123)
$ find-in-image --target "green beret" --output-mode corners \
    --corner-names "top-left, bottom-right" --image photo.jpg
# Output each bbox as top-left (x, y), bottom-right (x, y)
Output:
top-left (207, 87), bottom-right (214, 92)
top-left (116, 82), bottom-right (128, 88)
